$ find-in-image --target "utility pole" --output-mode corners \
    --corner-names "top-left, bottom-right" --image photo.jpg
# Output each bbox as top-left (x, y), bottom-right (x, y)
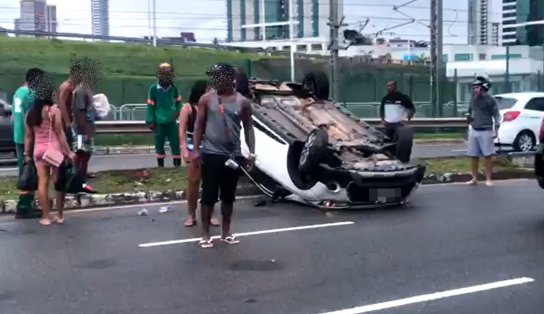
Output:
top-left (436, 0), bottom-right (443, 117)
top-left (328, 0), bottom-right (344, 101)
top-left (288, 0), bottom-right (295, 82)
top-left (152, 0), bottom-right (157, 47)
top-left (429, 0), bottom-right (437, 117)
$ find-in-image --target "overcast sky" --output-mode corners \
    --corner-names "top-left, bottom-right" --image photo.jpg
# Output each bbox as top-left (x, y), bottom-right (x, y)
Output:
top-left (0, 0), bottom-right (503, 44)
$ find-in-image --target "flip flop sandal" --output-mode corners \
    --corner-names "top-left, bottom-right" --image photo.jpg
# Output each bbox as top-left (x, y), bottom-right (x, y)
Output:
top-left (184, 219), bottom-right (197, 227)
top-left (221, 236), bottom-right (240, 245)
top-left (210, 219), bottom-right (220, 227)
top-left (199, 239), bottom-right (214, 249)
top-left (54, 216), bottom-right (65, 224)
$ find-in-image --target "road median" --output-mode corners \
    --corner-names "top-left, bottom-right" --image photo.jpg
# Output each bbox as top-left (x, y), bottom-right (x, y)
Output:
top-left (0, 156), bottom-right (536, 214)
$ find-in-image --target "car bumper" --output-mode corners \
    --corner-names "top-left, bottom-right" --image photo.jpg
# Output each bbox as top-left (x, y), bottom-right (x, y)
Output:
top-left (313, 164), bottom-right (426, 208)
top-left (494, 123), bottom-right (518, 146)
top-left (535, 144), bottom-right (544, 190)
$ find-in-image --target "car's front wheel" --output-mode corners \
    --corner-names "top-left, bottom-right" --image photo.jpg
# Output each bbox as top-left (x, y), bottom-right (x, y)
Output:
top-left (299, 128), bottom-right (328, 173)
top-left (513, 130), bottom-right (535, 152)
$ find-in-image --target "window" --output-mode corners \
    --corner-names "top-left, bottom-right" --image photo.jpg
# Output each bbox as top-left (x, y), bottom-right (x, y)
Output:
top-left (494, 96), bottom-right (517, 110)
top-left (454, 53), bottom-right (473, 61)
top-left (502, 12), bottom-right (516, 18)
top-left (479, 53), bottom-right (486, 60)
top-left (525, 98), bottom-right (544, 112)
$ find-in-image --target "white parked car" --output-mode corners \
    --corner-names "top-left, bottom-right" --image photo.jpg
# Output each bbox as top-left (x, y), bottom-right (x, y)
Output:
top-left (236, 72), bottom-right (426, 209)
top-left (494, 92), bottom-right (544, 152)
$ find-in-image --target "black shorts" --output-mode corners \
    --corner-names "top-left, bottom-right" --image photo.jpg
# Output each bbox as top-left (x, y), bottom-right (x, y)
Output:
top-left (200, 153), bottom-right (243, 206)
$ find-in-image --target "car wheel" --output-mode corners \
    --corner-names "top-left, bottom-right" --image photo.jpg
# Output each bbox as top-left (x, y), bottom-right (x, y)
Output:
top-left (394, 126), bottom-right (414, 163)
top-left (513, 130), bottom-right (535, 152)
top-left (299, 128), bottom-right (328, 173)
top-left (302, 72), bottom-right (330, 100)
top-left (235, 67), bottom-right (250, 98)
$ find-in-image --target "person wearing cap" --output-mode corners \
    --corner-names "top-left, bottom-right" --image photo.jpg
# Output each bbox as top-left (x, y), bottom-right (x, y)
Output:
top-left (466, 76), bottom-right (501, 186)
top-left (146, 63), bottom-right (182, 168)
top-left (192, 63), bottom-right (256, 249)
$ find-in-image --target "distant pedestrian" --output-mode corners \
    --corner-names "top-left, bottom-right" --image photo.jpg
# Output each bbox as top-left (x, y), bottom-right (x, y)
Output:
top-left (25, 76), bottom-right (76, 226)
top-left (192, 63), bottom-right (256, 249)
top-left (146, 63), bottom-right (182, 168)
top-left (379, 80), bottom-right (416, 140)
top-left (71, 57), bottom-right (98, 193)
top-left (466, 76), bottom-right (501, 187)
top-left (179, 80), bottom-right (220, 227)
top-left (12, 67), bottom-right (44, 219)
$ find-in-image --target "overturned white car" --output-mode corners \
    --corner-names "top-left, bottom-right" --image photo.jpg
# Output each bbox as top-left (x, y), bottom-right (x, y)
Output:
top-left (237, 72), bottom-right (426, 209)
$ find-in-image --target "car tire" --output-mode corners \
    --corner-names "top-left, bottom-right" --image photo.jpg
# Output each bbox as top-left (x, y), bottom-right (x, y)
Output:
top-left (394, 126), bottom-right (414, 163)
top-left (513, 130), bottom-right (535, 152)
top-left (235, 67), bottom-right (251, 98)
top-left (302, 72), bottom-right (330, 100)
top-left (299, 128), bottom-right (328, 173)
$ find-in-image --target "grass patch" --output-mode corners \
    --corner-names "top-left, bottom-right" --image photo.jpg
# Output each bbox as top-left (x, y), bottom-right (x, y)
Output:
top-left (414, 132), bottom-right (465, 140)
top-left (0, 36), bottom-right (266, 76)
top-left (422, 156), bottom-right (517, 174)
top-left (0, 167), bottom-right (188, 201)
top-left (94, 134), bottom-right (154, 146)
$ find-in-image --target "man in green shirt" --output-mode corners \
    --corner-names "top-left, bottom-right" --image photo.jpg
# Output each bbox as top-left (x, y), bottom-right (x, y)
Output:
top-left (146, 63), bottom-right (182, 168)
top-left (12, 68), bottom-right (45, 219)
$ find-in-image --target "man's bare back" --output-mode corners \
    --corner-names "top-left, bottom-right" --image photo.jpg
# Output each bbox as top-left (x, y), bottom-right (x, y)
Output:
top-left (58, 80), bottom-right (74, 127)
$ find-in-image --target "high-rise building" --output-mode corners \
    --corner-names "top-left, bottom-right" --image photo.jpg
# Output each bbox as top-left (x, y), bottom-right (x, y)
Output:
top-left (467, 0), bottom-right (492, 45)
top-left (226, 0), bottom-right (343, 42)
top-left (46, 5), bottom-right (57, 33)
top-left (91, 0), bottom-right (109, 37)
top-left (502, 0), bottom-right (544, 46)
top-left (15, 0), bottom-right (47, 33)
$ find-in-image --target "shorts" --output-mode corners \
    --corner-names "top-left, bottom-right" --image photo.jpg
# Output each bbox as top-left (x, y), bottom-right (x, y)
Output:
top-left (200, 153), bottom-right (243, 206)
top-left (467, 127), bottom-right (495, 157)
top-left (72, 131), bottom-right (94, 153)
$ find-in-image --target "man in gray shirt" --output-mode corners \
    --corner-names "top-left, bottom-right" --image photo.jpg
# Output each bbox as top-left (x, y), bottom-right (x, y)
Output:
top-left (71, 63), bottom-right (97, 193)
top-left (466, 76), bottom-right (501, 187)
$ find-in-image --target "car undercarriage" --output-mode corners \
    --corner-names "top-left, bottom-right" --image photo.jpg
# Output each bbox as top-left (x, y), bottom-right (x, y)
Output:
top-left (239, 72), bottom-right (426, 208)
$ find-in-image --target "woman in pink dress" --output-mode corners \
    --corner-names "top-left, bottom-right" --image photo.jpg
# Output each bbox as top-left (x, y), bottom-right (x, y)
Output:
top-left (24, 79), bottom-right (76, 226)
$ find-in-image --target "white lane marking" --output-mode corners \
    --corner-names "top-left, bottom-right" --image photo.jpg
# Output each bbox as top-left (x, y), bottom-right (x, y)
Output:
top-left (0, 167), bottom-right (17, 172)
top-left (451, 149), bottom-right (467, 152)
top-left (319, 277), bottom-right (535, 314)
top-left (138, 221), bottom-right (355, 248)
top-left (66, 195), bottom-right (262, 215)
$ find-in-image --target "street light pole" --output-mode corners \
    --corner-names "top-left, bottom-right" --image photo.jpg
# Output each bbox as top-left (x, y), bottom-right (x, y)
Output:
top-left (329, 0), bottom-right (343, 101)
top-left (288, 0), bottom-right (295, 82)
top-left (152, 0), bottom-right (157, 47)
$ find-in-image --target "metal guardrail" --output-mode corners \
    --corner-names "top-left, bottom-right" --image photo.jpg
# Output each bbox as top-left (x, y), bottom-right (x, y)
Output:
top-left (94, 117), bottom-right (469, 134)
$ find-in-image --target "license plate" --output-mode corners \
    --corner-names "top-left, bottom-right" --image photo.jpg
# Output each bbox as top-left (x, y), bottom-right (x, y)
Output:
top-left (369, 188), bottom-right (402, 202)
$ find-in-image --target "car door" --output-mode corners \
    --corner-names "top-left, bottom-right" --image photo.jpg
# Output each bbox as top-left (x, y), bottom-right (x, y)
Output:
top-left (0, 100), bottom-right (14, 153)
top-left (523, 97), bottom-right (544, 145)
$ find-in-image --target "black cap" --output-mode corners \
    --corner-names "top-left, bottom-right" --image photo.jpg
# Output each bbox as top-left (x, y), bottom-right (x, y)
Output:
top-left (206, 63), bottom-right (236, 78)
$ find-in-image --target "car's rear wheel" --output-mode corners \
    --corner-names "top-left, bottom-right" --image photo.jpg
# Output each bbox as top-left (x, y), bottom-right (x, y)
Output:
top-left (394, 126), bottom-right (414, 163)
top-left (302, 72), bottom-right (329, 100)
top-left (299, 128), bottom-right (328, 173)
top-left (513, 130), bottom-right (535, 152)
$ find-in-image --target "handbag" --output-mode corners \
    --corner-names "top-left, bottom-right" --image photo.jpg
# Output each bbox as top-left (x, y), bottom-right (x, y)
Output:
top-left (17, 160), bottom-right (38, 191)
top-left (42, 107), bottom-right (65, 168)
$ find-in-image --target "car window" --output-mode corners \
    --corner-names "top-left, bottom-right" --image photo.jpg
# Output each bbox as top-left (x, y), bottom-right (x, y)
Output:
top-left (524, 97), bottom-right (544, 112)
top-left (494, 96), bottom-right (517, 110)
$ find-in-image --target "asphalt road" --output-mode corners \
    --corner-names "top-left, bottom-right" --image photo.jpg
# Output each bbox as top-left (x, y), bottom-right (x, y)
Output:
top-left (1, 180), bottom-right (544, 314)
top-left (0, 143), bottom-right (469, 177)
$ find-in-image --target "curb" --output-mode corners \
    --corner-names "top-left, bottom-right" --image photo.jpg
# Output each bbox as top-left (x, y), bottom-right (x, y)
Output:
top-left (0, 170), bottom-right (536, 215)
top-left (0, 181), bottom-right (262, 214)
